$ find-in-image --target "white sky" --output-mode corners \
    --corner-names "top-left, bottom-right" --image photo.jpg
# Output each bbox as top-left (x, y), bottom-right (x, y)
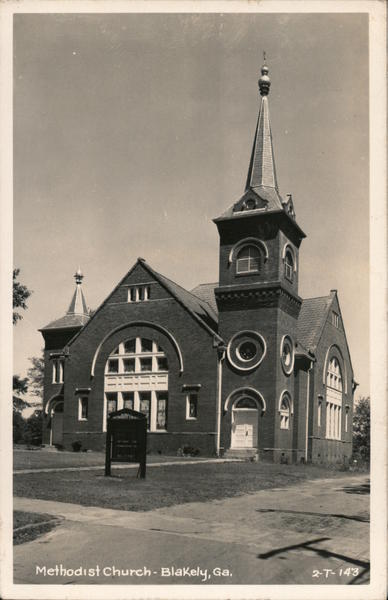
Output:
top-left (13, 12), bottom-right (369, 400)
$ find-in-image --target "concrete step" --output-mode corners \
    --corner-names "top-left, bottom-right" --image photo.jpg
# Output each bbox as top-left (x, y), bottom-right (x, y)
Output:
top-left (224, 448), bottom-right (258, 461)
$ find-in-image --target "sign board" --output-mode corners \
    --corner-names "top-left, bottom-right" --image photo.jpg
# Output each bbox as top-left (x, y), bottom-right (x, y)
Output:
top-left (105, 408), bottom-right (147, 478)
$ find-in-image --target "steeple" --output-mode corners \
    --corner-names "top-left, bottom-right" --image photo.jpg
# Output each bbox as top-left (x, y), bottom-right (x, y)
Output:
top-left (245, 61), bottom-right (278, 192)
top-left (67, 268), bottom-right (89, 316)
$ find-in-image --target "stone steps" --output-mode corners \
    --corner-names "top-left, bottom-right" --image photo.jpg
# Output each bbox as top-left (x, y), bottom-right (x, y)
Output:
top-left (223, 448), bottom-right (258, 461)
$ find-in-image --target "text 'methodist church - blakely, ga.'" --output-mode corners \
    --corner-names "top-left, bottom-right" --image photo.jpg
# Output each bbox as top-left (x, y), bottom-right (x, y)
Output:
top-left (40, 62), bottom-right (357, 464)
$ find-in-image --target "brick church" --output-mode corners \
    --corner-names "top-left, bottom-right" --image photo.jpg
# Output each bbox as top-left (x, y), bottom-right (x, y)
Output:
top-left (40, 62), bottom-right (356, 464)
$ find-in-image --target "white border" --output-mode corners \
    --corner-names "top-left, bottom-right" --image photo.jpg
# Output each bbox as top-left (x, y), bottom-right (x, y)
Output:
top-left (1, 2), bottom-right (386, 600)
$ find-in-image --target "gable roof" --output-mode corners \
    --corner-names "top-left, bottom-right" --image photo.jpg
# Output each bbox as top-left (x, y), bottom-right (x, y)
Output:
top-left (143, 262), bottom-right (219, 335)
top-left (66, 259), bottom-right (221, 348)
top-left (297, 294), bottom-right (334, 352)
top-left (190, 282), bottom-right (218, 315)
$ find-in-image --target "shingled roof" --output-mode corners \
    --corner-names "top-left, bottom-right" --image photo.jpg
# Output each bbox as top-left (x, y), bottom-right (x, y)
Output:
top-left (142, 261), bottom-right (219, 336)
top-left (297, 294), bottom-right (334, 352)
top-left (40, 268), bottom-right (90, 332)
top-left (190, 282), bottom-right (218, 315)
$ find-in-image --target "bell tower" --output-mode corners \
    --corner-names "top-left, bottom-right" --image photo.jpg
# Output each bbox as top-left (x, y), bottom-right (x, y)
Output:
top-left (214, 60), bottom-right (306, 461)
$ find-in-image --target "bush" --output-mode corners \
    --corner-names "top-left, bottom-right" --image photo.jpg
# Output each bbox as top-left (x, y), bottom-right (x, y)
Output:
top-left (181, 445), bottom-right (200, 457)
top-left (353, 397), bottom-right (370, 463)
top-left (13, 411), bottom-right (26, 444)
top-left (23, 410), bottom-right (43, 446)
top-left (71, 441), bottom-right (82, 452)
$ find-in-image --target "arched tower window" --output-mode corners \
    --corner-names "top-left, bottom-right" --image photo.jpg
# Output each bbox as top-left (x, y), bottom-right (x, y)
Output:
top-left (236, 245), bottom-right (261, 274)
top-left (325, 356), bottom-right (343, 440)
top-left (284, 250), bottom-right (294, 281)
top-left (104, 337), bottom-right (168, 432)
top-left (279, 392), bottom-right (292, 430)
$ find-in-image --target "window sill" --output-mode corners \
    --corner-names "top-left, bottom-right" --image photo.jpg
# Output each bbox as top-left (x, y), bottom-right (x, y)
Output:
top-left (235, 271), bottom-right (260, 278)
top-left (78, 418), bottom-right (88, 422)
top-left (186, 417), bottom-right (198, 421)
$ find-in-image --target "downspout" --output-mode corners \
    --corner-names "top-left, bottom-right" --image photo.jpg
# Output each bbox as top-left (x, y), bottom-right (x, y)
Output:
top-left (305, 360), bottom-right (313, 462)
top-left (216, 344), bottom-right (226, 457)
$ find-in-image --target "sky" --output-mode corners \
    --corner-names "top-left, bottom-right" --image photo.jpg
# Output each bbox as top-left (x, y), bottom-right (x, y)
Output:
top-left (13, 12), bottom-right (369, 400)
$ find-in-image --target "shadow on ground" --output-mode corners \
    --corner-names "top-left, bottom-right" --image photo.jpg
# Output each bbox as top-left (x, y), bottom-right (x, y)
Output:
top-left (256, 508), bottom-right (369, 523)
top-left (337, 481), bottom-right (370, 495)
top-left (257, 536), bottom-right (370, 584)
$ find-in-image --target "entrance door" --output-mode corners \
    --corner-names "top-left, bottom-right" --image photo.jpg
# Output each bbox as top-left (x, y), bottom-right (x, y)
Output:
top-left (232, 409), bottom-right (258, 448)
top-left (51, 403), bottom-right (64, 445)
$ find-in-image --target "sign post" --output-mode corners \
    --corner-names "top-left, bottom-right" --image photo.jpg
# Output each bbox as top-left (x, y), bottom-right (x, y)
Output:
top-left (105, 408), bottom-right (147, 478)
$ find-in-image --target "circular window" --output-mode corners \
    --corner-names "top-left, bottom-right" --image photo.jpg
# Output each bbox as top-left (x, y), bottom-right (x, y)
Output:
top-left (280, 335), bottom-right (294, 375)
top-left (227, 331), bottom-right (266, 372)
top-left (237, 341), bottom-right (257, 361)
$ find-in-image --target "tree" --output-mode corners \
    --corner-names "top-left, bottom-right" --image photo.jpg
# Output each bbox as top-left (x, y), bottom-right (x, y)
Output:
top-left (27, 353), bottom-right (44, 403)
top-left (13, 268), bottom-right (32, 324)
top-left (352, 397), bottom-right (370, 462)
top-left (13, 375), bottom-right (30, 413)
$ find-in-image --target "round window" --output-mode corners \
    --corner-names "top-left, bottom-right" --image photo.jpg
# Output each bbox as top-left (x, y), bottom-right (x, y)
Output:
top-left (237, 341), bottom-right (257, 361)
top-left (227, 330), bottom-right (266, 372)
top-left (280, 335), bottom-right (294, 375)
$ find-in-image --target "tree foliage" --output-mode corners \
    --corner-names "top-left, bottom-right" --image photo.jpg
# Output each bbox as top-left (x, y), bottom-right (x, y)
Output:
top-left (27, 354), bottom-right (45, 399)
top-left (352, 397), bottom-right (370, 462)
top-left (13, 268), bottom-right (32, 324)
top-left (13, 375), bottom-right (30, 413)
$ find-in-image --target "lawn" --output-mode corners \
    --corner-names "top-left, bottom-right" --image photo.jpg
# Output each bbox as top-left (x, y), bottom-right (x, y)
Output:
top-left (14, 460), bottom-right (356, 512)
top-left (13, 511), bottom-right (60, 545)
top-left (13, 447), bottom-right (210, 471)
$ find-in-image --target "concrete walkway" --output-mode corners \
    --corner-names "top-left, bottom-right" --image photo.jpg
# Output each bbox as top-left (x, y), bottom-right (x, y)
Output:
top-left (14, 474), bottom-right (370, 585)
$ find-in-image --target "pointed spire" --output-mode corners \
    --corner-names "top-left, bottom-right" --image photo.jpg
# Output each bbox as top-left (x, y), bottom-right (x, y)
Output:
top-left (67, 268), bottom-right (89, 316)
top-left (245, 60), bottom-right (279, 193)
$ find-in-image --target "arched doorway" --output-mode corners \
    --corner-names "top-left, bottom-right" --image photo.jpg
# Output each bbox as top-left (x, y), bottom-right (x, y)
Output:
top-left (225, 388), bottom-right (266, 450)
top-left (46, 397), bottom-right (64, 446)
top-left (231, 397), bottom-right (259, 449)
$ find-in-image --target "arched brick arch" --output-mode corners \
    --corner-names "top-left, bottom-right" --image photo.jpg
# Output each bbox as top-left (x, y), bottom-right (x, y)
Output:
top-left (322, 344), bottom-right (347, 394)
top-left (90, 321), bottom-right (184, 377)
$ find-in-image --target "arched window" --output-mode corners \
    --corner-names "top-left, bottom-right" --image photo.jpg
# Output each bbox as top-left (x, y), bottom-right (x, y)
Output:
top-left (104, 337), bottom-right (168, 432)
top-left (234, 397), bottom-right (258, 410)
top-left (236, 245), bottom-right (261, 274)
top-left (325, 356), bottom-right (343, 440)
top-left (284, 250), bottom-right (294, 281)
top-left (279, 392), bottom-right (291, 429)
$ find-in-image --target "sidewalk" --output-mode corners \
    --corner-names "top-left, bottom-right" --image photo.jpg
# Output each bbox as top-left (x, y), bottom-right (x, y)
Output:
top-left (14, 474), bottom-right (370, 585)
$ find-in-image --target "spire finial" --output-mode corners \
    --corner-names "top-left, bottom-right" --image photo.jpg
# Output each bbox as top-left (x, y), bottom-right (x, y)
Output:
top-left (258, 54), bottom-right (271, 96)
top-left (74, 266), bottom-right (84, 285)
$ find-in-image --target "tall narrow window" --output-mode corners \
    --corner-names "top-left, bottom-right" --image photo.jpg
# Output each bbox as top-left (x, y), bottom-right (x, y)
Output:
top-left (186, 393), bottom-right (198, 419)
top-left (139, 392), bottom-right (151, 429)
top-left (122, 392), bottom-right (134, 410)
top-left (284, 250), bottom-right (294, 281)
top-left (236, 245), bottom-right (261, 274)
top-left (156, 392), bottom-right (168, 430)
top-left (78, 397), bottom-right (88, 420)
top-left (106, 392), bottom-right (118, 415)
top-left (326, 357), bottom-right (343, 440)
top-left (52, 359), bottom-right (64, 384)
top-left (317, 400), bottom-right (322, 428)
top-left (279, 393), bottom-right (291, 430)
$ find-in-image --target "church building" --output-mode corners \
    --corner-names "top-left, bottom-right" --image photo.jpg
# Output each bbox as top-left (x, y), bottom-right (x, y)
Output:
top-left (40, 63), bottom-right (356, 464)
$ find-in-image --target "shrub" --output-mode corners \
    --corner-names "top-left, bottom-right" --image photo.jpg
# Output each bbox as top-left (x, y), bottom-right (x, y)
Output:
top-left (23, 410), bottom-right (43, 446)
top-left (71, 441), bottom-right (82, 452)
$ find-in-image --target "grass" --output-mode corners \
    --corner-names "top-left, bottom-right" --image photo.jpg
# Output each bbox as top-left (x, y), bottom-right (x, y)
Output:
top-left (13, 511), bottom-right (60, 545)
top-left (14, 460), bottom-right (356, 512)
top-left (13, 448), bottom-right (208, 471)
